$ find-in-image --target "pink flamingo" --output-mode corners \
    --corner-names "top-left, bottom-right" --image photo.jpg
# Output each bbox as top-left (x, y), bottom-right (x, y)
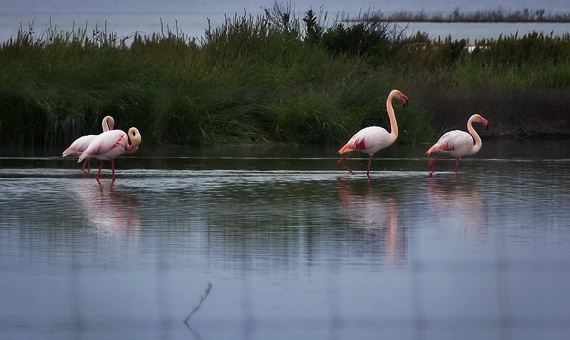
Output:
top-left (337, 89), bottom-right (409, 180)
top-left (62, 116), bottom-right (115, 172)
top-left (77, 127), bottom-right (142, 182)
top-left (426, 114), bottom-right (489, 178)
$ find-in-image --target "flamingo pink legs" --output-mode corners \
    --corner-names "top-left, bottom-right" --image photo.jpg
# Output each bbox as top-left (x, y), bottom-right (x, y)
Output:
top-left (337, 153), bottom-right (355, 175)
top-left (337, 153), bottom-right (374, 180)
top-left (96, 159), bottom-right (117, 182)
top-left (429, 156), bottom-right (461, 179)
top-left (81, 160), bottom-right (91, 173)
top-left (428, 155), bottom-right (441, 177)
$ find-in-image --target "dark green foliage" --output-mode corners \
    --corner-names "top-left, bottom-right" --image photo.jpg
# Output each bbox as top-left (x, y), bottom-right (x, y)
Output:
top-left (474, 32), bottom-right (570, 66)
top-left (303, 9), bottom-right (324, 44)
top-left (399, 34), bottom-right (468, 69)
top-left (321, 22), bottom-right (393, 58)
top-left (0, 89), bottom-right (47, 147)
top-left (275, 95), bottom-right (347, 144)
top-left (1, 5), bottom-right (570, 149)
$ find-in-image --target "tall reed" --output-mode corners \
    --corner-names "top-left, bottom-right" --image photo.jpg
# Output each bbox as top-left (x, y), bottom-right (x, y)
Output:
top-left (1, 4), bottom-right (570, 148)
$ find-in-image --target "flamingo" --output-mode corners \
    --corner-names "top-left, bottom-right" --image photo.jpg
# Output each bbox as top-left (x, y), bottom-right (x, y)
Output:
top-left (77, 127), bottom-right (142, 182)
top-left (426, 114), bottom-right (489, 178)
top-left (337, 89), bottom-right (409, 180)
top-left (62, 116), bottom-right (115, 173)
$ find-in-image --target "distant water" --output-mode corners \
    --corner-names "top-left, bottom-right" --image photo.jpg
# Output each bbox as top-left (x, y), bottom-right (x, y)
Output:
top-left (1, 0), bottom-right (569, 43)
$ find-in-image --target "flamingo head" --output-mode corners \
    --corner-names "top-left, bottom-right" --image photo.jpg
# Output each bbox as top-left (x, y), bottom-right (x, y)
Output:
top-left (398, 91), bottom-right (409, 108)
top-left (126, 127), bottom-right (142, 152)
top-left (474, 114), bottom-right (489, 130)
top-left (389, 89), bottom-right (409, 108)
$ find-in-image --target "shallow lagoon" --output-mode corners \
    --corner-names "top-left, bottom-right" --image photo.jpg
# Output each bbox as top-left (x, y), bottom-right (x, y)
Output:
top-left (1, 140), bottom-right (570, 340)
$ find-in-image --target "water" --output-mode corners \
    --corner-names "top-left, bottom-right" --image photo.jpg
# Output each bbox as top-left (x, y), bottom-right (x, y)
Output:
top-left (1, 0), bottom-right (569, 43)
top-left (1, 140), bottom-right (570, 340)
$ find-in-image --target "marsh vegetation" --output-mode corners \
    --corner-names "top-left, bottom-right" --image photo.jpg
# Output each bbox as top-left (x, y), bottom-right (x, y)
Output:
top-left (1, 3), bottom-right (569, 148)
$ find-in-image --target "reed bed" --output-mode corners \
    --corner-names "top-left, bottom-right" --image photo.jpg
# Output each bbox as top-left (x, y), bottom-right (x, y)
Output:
top-left (387, 8), bottom-right (570, 23)
top-left (1, 4), bottom-right (570, 148)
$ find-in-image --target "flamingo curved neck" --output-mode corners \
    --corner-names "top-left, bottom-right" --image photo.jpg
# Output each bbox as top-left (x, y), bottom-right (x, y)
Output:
top-left (467, 117), bottom-right (482, 154)
top-left (386, 91), bottom-right (398, 142)
top-left (126, 128), bottom-right (142, 152)
top-left (102, 116), bottom-right (114, 132)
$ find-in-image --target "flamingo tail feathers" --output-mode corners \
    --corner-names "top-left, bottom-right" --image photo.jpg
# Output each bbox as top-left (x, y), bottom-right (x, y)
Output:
top-left (426, 142), bottom-right (453, 155)
top-left (338, 139), bottom-right (365, 154)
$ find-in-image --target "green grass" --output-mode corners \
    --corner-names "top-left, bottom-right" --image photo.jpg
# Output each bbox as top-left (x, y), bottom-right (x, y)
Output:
top-left (1, 5), bottom-right (570, 148)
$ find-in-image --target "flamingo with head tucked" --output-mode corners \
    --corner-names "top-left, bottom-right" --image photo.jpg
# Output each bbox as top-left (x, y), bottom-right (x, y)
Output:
top-left (62, 116), bottom-right (115, 173)
top-left (337, 89), bottom-right (409, 180)
top-left (426, 114), bottom-right (489, 178)
top-left (77, 127), bottom-right (142, 182)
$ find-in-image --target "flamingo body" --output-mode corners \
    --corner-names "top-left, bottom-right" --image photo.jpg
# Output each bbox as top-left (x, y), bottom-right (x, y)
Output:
top-left (426, 130), bottom-right (477, 159)
top-left (338, 126), bottom-right (393, 156)
top-left (78, 127), bottom-right (142, 181)
top-left (62, 116), bottom-right (115, 172)
top-left (337, 89), bottom-right (409, 179)
top-left (62, 135), bottom-right (98, 158)
top-left (426, 114), bottom-right (489, 177)
top-left (81, 130), bottom-right (130, 161)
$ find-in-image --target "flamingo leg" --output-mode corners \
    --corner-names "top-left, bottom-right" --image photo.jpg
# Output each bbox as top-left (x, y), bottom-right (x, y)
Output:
top-left (111, 158), bottom-right (116, 182)
top-left (366, 155), bottom-right (373, 180)
top-left (96, 161), bottom-right (104, 182)
top-left (81, 159), bottom-right (91, 173)
top-left (454, 159), bottom-right (460, 179)
top-left (337, 153), bottom-right (355, 175)
top-left (428, 155), bottom-right (441, 177)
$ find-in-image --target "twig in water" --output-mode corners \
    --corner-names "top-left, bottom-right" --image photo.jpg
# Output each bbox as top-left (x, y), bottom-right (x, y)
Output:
top-left (184, 282), bottom-right (213, 325)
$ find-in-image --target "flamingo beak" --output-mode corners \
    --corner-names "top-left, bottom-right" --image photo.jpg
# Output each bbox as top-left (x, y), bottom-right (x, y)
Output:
top-left (401, 95), bottom-right (409, 108)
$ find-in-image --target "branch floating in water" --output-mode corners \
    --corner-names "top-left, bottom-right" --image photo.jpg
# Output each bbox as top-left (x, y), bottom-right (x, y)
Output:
top-left (184, 282), bottom-right (213, 325)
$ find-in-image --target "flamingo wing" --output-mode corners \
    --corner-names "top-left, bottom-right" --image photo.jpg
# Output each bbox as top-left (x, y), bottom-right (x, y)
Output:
top-left (338, 127), bottom-right (391, 154)
top-left (427, 130), bottom-right (474, 156)
top-left (62, 135), bottom-right (97, 157)
top-left (79, 130), bottom-right (127, 162)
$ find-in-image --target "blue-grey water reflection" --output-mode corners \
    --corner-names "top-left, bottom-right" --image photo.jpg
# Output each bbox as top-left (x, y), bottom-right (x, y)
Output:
top-left (1, 140), bottom-right (570, 340)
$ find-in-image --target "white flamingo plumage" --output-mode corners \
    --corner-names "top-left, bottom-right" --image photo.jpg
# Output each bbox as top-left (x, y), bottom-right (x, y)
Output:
top-left (337, 89), bottom-right (409, 180)
top-left (426, 114), bottom-right (489, 178)
top-left (77, 127), bottom-right (142, 182)
top-left (62, 116), bottom-right (115, 173)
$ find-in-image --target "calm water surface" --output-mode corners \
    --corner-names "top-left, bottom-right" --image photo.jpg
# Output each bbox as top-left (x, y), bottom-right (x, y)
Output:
top-left (1, 140), bottom-right (570, 340)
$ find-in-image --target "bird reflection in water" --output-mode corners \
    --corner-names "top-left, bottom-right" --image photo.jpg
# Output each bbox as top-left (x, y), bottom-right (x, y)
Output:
top-left (68, 180), bottom-right (141, 236)
top-left (337, 179), bottom-right (407, 265)
top-left (427, 177), bottom-right (488, 244)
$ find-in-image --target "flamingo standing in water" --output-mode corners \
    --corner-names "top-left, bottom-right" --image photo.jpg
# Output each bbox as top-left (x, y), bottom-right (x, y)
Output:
top-left (77, 127), bottom-right (142, 182)
top-left (62, 116), bottom-right (115, 172)
top-left (426, 114), bottom-right (489, 178)
top-left (337, 89), bottom-right (409, 180)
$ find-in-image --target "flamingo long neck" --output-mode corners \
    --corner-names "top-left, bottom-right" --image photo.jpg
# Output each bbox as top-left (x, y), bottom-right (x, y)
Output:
top-left (102, 116), bottom-right (114, 132)
top-left (386, 91), bottom-right (398, 143)
top-left (126, 135), bottom-right (137, 152)
top-left (125, 128), bottom-right (141, 153)
top-left (467, 116), bottom-right (482, 154)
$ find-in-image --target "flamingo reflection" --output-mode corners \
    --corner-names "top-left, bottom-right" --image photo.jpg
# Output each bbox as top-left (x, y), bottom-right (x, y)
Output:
top-left (337, 179), bottom-right (407, 265)
top-left (68, 181), bottom-right (141, 236)
top-left (427, 177), bottom-right (488, 244)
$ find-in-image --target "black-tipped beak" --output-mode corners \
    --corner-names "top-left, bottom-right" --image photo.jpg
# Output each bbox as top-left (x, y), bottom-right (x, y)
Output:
top-left (486, 124), bottom-right (489, 130)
